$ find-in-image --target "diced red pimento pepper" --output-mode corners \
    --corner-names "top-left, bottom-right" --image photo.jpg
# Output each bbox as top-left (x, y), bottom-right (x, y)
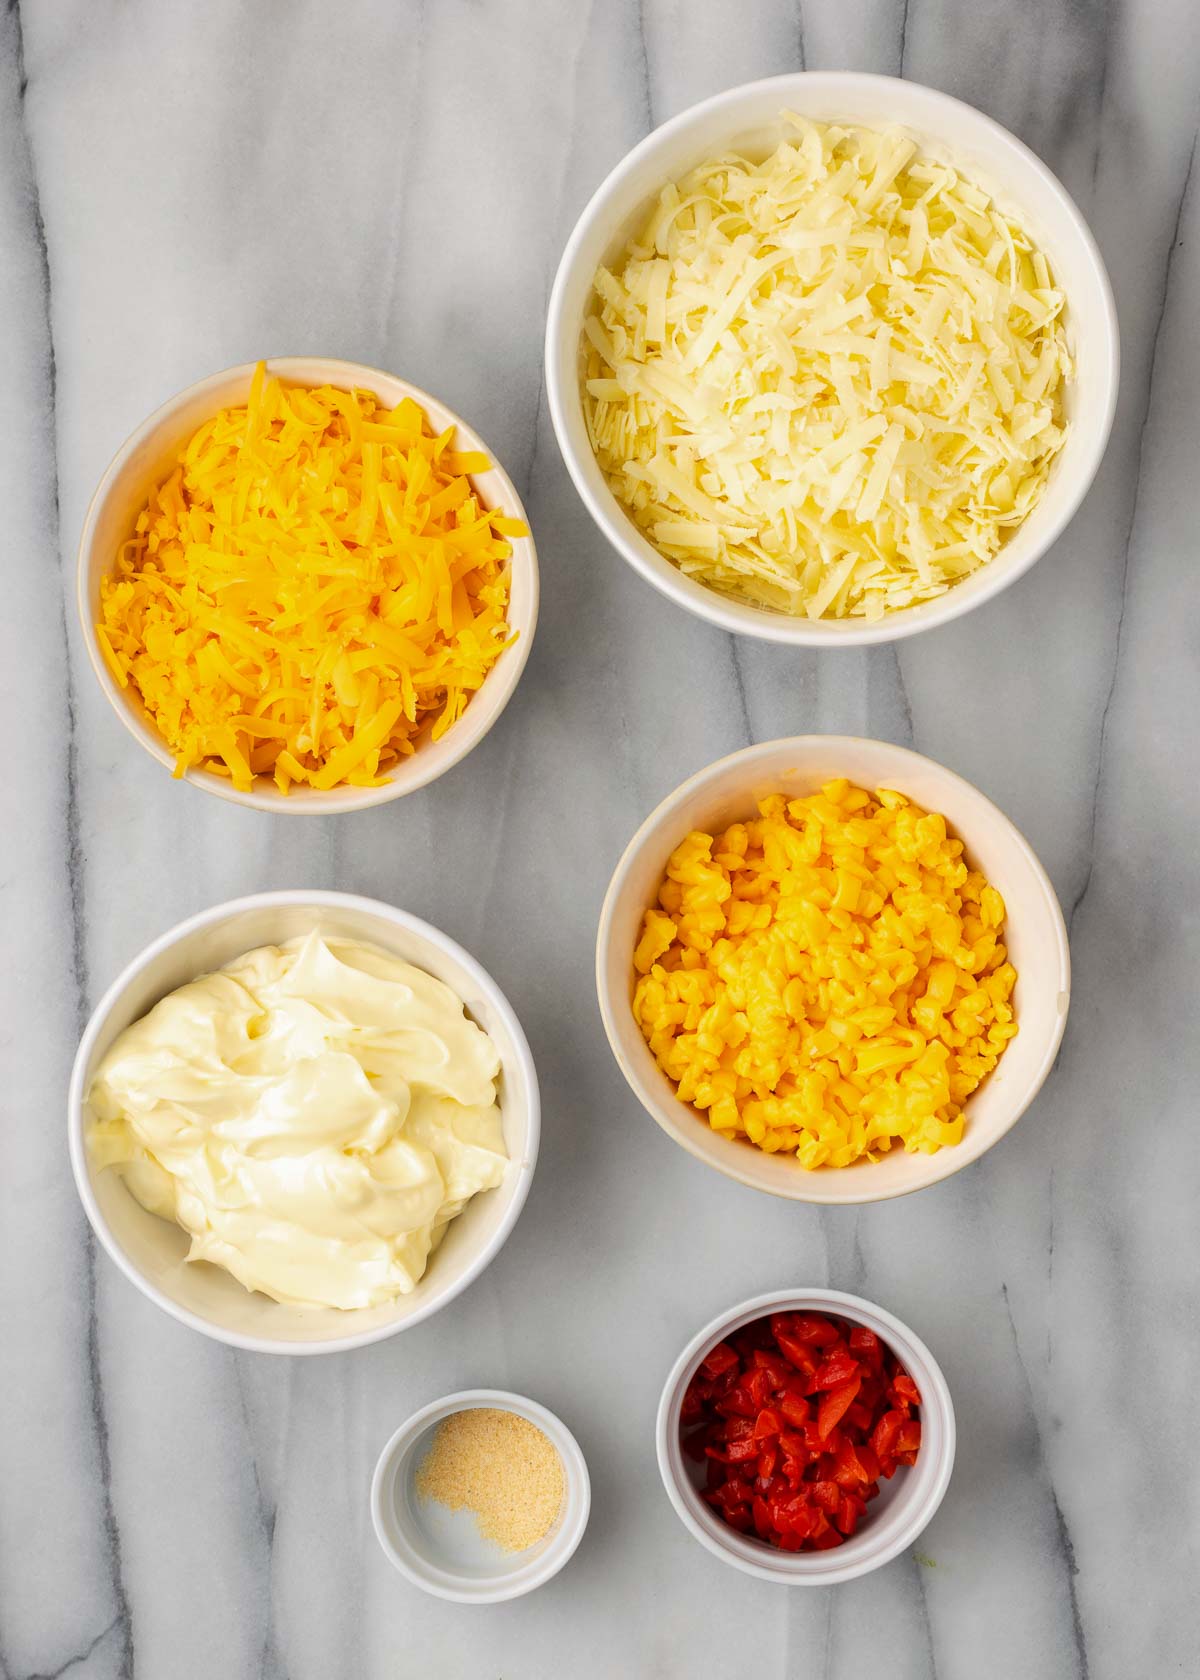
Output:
top-left (814, 1349), bottom-right (860, 1389)
top-left (700, 1341), bottom-right (741, 1380)
top-left (789, 1314), bottom-right (842, 1346)
top-left (816, 1375), bottom-right (861, 1440)
top-left (682, 1311), bottom-right (923, 1554)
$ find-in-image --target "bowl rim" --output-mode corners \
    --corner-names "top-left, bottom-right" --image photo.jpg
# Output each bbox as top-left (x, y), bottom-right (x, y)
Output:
top-left (656, 1287), bottom-right (956, 1584)
top-left (76, 356), bottom-right (540, 814)
top-left (67, 889), bottom-right (541, 1354)
top-left (545, 70), bottom-right (1120, 647)
top-left (596, 734), bottom-right (1071, 1204)
top-left (370, 1387), bottom-right (591, 1602)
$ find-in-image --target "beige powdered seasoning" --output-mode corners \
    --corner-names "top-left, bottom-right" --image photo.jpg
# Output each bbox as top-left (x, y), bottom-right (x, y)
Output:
top-left (415, 1408), bottom-right (565, 1553)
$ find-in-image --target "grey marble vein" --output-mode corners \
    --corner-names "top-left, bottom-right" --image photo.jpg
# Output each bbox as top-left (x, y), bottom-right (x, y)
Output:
top-left (1, 1), bottom-right (1197, 1676)
top-left (1069, 123), bottom-right (1197, 935)
top-left (1, 4), bottom-right (131, 1679)
top-left (1001, 1283), bottom-right (1087, 1680)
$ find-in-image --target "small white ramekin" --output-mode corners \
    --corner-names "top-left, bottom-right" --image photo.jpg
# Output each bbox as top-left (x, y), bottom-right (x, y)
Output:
top-left (78, 357), bottom-right (538, 813)
top-left (546, 72), bottom-right (1118, 646)
top-left (597, 736), bottom-right (1070, 1203)
top-left (658, 1289), bottom-right (955, 1585)
top-left (371, 1389), bottom-right (591, 1602)
top-left (68, 891), bottom-right (539, 1354)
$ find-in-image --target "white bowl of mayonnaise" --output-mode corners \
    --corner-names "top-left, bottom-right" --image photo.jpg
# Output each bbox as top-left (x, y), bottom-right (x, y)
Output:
top-left (69, 891), bottom-right (539, 1354)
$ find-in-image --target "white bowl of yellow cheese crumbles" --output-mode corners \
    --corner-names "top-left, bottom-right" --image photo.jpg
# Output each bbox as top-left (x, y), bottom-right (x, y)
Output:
top-left (597, 738), bottom-right (1070, 1204)
top-left (68, 891), bottom-right (539, 1353)
top-left (546, 73), bottom-right (1118, 644)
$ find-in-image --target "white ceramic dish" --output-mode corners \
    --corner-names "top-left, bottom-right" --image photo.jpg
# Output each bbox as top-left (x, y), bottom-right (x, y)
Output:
top-left (597, 736), bottom-right (1069, 1203)
top-left (657, 1288), bottom-right (955, 1585)
top-left (546, 72), bottom-right (1118, 646)
top-left (77, 357), bottom-right (538, 813)
top-left (68, 891), bottom-right (539, 1354)
top-left (371, 1388), bottom-right (591, 1602)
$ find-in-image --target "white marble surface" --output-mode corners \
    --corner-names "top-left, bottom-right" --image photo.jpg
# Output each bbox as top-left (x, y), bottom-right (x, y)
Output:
top-left (2, 1), bottom-right (1197, 1675)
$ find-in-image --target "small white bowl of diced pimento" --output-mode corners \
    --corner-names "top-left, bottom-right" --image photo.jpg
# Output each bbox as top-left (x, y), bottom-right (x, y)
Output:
top-left (656, 1287), bottom-right (955, 1584)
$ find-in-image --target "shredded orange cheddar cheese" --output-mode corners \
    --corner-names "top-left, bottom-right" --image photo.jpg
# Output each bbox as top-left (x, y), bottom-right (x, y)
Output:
top-left (633, 782), bottom-right (1018, 1169)
top-left (99, 364), bottom-right (523, 792)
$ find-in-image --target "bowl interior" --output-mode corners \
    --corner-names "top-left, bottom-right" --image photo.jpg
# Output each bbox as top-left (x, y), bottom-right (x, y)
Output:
top-left (600, 739), bottom-right (1069, 1203)
top-left (74, 898), bottom-right (537, 1347)
top-left (391, 1420), bottom-right (568, 1580)
top-left (659, 1290), bottom-right (954, 1582)
top-left (676, 1394), bottom-right (912, 1530)
top-left (374, 1395), bottom-right (579, 1597)
top-left (79, 357), bottom-right (537, 811)
top-left (550, 73), bottom-right (1116, 642)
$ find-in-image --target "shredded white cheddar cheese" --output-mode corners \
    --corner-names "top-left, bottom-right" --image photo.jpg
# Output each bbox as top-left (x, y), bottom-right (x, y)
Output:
top-left (582, 117), bottom-right (1071, 619)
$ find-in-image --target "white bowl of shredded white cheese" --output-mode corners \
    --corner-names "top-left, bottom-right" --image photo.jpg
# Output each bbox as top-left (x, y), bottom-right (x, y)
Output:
top-left (546, 73), bottom-right (1117, 643)
top-left (69, 892), bottom-right (539, 1353)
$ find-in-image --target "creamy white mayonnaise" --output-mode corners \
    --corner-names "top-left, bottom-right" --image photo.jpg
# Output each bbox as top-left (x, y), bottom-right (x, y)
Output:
top-left (87, 931), bottom-right (507, 1309)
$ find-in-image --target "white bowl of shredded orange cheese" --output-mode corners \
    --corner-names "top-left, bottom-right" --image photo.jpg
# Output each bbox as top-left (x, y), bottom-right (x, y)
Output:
top-left (547, 73), bottom-right (1117, 645)
top-left (78, 359), bottom-right (537, 811)
top-left (597, 737), bottom-right (1069, 1204)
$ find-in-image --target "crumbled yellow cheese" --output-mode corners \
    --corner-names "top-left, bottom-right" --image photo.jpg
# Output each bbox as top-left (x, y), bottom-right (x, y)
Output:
top-left (99, 365), bottom-right (524, 792)
top-left (633, 782), bottom-right (1018, 1169)
top-left (583, 118), bottom-right (1071, 619)
top-left (416, 1408), bottom-right (565, 1554)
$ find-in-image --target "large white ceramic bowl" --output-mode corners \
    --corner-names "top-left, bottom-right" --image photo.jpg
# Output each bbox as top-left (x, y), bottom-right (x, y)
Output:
top-left (657, 1288), bottom-right (955, 1585)
top-left (68, 891), bottom-right (540, 1354)
top-left (546, 72), bottom-right (1118, 646)
top-left (597, 736), bottom-right (1069, 1203)
top-left (78, 358), bottom-right (538, 813)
